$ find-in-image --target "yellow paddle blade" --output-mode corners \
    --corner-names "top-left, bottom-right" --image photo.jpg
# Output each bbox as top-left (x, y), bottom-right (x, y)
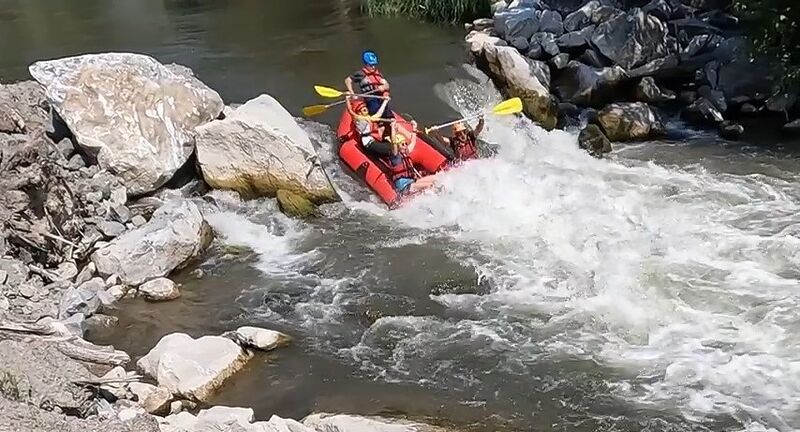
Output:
top-left (302, 104), bottom-right (329, 117)
top-left (492, 97), bottom-right (523, 115)
top-left (314, 85), bottom-right (344, 98)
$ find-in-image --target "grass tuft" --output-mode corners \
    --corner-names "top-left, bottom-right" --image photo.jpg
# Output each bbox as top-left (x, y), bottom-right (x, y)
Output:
top-left (364, 0), bottom-right (491, 24)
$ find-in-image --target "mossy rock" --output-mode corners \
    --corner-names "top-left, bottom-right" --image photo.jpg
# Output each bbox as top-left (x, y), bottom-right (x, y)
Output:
top-left (276, 189), bottom-right (316, 218)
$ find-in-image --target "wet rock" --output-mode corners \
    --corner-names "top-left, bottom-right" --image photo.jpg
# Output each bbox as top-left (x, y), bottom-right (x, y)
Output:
top-left (576, 48), bottom-right (607, 68)
top-left (538, 10), bottom-right (564, 35)
top-left (530, 32), bottom-right (560, 57)
top-left (0, 339), bottom-right (94, 413)
top-left (549, 53), bottom-right (570, 70)
top-left (472, 17), bottom-right (494, 31)
top-left (682, 97), bottom-right (724, 126)
top-left (719, 121), bottom-right (744, 140)
top-left (553, 61), bottom-right (628, 107)
top-left (29, 53), bottom-right (224, 195)
top-left (679, 90), bottom-right (697, 105)
top-left (303, 413), bottom-right (453, 432)
top-left (591, 9), bottom-right (669, 70)
top-left (783, 119), bottom-right (800, 135)
top-left (717, 61), bottom-right (774, 104)
top-left (591, 5), bottom-right (623, 24)
top-left (698, 85), bottom-right (727, 113)
top-left (597, 102), bottom-right (666, 141)
top-left (98, 221), bottom-right (126, 238)
top-left (682, 34), bottom-right (723, 58)
top-left (229, 326), bottom-right (292, 351)
top-left (740, 103), bottom-right (758, 114)
top-left (494, 8), bottom-right (539, 41)
top-left (557, 25), bottom-right (595, 50)
top-left (641, 0), bottom-right (676, 22)
top-left (626, 54), bottom-right (679, 79)
top-left (686, 0), bottom-right (731, 11)
top-left (526, 42), bottom-right (544, 59)
top-left (510, 36), bottom-right (530, 52)
top-left (195, 94), bottom-right (338, 203)
top-left (276, 189), bottom-right (316, 218)
top-left (578, 124), bottom-right (613, 157)
top-left (92, 199), bottom-right (212, 286)
top-left (635, 77), bottom-right (676, 103)
top-left (139, 278), bottom-right (180, 302)
top-left (85, 313), bottom-right (118, 332)
top-left (564, 0), bottom-right (599, 32)
top-left (765, 92), bottom-right (797, 116)
top-left (137, 333), bottom-right (253, 402)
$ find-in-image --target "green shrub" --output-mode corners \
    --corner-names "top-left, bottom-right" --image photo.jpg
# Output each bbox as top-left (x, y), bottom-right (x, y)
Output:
top-left (364, 0), bottom-right (491, 24)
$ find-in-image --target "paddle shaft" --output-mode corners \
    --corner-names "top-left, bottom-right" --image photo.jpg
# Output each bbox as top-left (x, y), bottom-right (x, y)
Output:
top-left (325, 89), bottom-right (386, 109)
top-left (428, 113), bottom-right (483, 133)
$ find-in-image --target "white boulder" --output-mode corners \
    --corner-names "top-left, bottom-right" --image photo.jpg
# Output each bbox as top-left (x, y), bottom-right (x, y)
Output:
top-left (139, 278), bottom-right (180, 302)
top-left (28, 53), bottom-right (224, 195)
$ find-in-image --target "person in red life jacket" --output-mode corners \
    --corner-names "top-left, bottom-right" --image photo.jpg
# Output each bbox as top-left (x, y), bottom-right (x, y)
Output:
top-left (431, 116), bottom-right (484, 161)
top-left (388, 132), bottom-right (436, 195)
top-left (345, 50), bottom-right (393, 121)
top-left (345, 96), bottom-right (394, 158)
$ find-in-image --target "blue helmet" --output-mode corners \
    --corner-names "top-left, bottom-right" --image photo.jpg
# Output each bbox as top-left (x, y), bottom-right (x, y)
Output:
top-left (362, 50), bottom-right (379, 66)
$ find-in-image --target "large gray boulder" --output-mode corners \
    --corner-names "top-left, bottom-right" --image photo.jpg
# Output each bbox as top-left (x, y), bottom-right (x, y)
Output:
top-left (468, 33), bottom-right (558, 129)
top-left (137, 333), bottom-right (252, 402)
top-left (591, 9), bottom-right (670, 70)
top-left (28, 53), bottom-right (224, 195)
top-left (552, 61), bottom-right (628, 107)
top-left (494, 8), bottom-right (539, 41)
top-left (159, 407), bottom-right (316, 432)
top-left (597, 102), bottom-right (666, 141)
top-left (563, 1), bottom-right (600, 32)
top-left (195, 94), bottom-right (337, 203)
top-left (302, 413), bottom-right (454, 432)
top-left (91, 199), bottom-right (212, 286)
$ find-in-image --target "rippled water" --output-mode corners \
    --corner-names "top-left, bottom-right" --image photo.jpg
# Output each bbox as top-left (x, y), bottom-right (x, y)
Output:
top-left (4, 1), bottom-right (800, 431)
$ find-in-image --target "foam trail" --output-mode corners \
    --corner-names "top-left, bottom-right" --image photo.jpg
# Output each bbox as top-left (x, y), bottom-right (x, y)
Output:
top-left (381, 68), bottom-right (800, 430)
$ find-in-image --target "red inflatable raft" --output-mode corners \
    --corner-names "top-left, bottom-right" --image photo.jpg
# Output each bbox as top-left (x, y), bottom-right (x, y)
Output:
top-left (336, 109), bottom-right (450, 207)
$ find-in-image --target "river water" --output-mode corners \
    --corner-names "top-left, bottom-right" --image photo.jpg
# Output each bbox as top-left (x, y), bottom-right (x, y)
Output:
top-left (3, 1), bottom-right (800, 431)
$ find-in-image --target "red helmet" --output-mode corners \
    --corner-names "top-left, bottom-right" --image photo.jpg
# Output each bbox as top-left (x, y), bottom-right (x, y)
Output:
top-left (352, 98), bottom-right (367, 112)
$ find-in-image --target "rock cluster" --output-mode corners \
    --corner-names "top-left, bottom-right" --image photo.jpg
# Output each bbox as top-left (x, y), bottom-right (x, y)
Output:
top-left (466, 0), bottom-right (799, 150)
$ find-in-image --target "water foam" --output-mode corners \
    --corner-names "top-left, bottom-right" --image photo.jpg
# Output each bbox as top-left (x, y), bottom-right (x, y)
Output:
top-left (377, 70), bottom-right (800, 430)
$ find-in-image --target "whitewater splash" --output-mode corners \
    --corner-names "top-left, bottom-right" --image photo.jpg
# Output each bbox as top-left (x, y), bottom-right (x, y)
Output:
top-left (377, 68), bottom-right (800, 430)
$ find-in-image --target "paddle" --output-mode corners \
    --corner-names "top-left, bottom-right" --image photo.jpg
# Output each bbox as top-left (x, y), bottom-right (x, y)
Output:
top-left (302, 86), bottom-right (386, 117)
top-left (424, 97), bottom-right (523, 134)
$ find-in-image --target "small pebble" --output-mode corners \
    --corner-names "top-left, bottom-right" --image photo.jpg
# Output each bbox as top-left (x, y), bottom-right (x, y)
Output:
top-left (131, 215), bottom-right (147, 227)
top-left (17, 284), bottom-right (36, 299)
top-left (190, 268), bottom-right (205, 279)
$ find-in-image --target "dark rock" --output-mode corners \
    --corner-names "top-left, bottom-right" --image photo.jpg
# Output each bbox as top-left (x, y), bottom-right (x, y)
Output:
top-left (578, 124), bottom-right (613, 157)
top-left (597, 102), bottom-right (666, 141)
top-left (564, 0), bottom-right (599, 32)
top-left (591, 9), bottom-right (670, 70)
top-left (495, 8), bottom-right (539, 41)
top-left (511, 36), bottom-right (530, 51)
top-left (577, 49), bottom-right (608, 68)
top-left (473, 18), bottom-right (494, 31)
top-left (539, 10), bottom-right (565, 35)
top-left (698, 85), bottom-right (727, 113)
top-left (682, 97), bottom-right (724, 126)
top-left (553, 61), bottom-right (628, 106)
top-left (550, 53), bottom-right (571, 69)
top-left (682, 34), bottom-right (723, 58)
top-left (527, 43), bottom-right (544, 59)
top-left (783, 119), bottom-right (800, 135)
top-left (740, 103), bottom-right (758, 114)
top-left (635, 77), bottom-right (676, 103)
top-left (679, 90), bottom-right (697, 105)
top-left (765, 93), bottom-right (797, 116)
top-left (667, 17), bottom-right (721, 39)
top-left (491, 0), bottom-right (507, 14)
top-left (542, 0), bottom-right (589, 14)
top-left (627, 55), bottom-right (679, 79)
top-left (686, 0), bottom-right (731, 12)
top-left (277, 189), bottom-right (316, 218)
top-left (591, 5), bottom-right (624, 24)
top-left (717, 61), bottom-right (774, 105)
top-left (557, 25), bottom-right (596, 50)
top-left (700, 10), bottom-right (738, 29)
top-left (531, 32), bottom-right (560, 56)
top-left (642, 0), bottom-right (674, 22)
top-left (719, 120), bottom-right (744, 140)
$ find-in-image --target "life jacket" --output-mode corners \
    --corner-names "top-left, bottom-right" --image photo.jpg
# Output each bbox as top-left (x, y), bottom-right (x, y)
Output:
top-left (389, 153), bottom-right (420, 181)
top-left (360, 67), bottom-right (388, 96)
top-left (451, 131), bottom-right (478, 160)
top-left (355, 118), bottom-right (384, 145)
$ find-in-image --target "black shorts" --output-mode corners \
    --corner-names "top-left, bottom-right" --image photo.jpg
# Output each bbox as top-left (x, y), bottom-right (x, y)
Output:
top-left (363, 140), bottom-right (393, 158)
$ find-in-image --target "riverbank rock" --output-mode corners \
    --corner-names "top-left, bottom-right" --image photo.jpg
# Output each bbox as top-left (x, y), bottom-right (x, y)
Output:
top-left (0, 395), bottom-right (159, 432)
top-left (783, 119), bottom-right (800, 135)
top-left (276, 189), bottom-right (316, 218)
top-left (635, 77), bottom-right (676, 103)
top-left (681, 97), bottom-right (724, 126)
top-left (0, 81), bottom-right (48, 134)
top-left (719, 120), bottom-right (744, 140)
top-left (468, 35), bottom-right (558, 129)
top-left (91, 199), bottom-right (212, 286)
top-left (28, 53), bottom-right (224, 195)
top-left (139, 278), bottom-right (180, 302)
top-left (229, 326), bottom-right (292, 351)
top-left (0, 340), bottom-right (93, 414)
top-left (137, 333), bottom-right (253, 402)
top-left (195, 94), bottom-right (337, 204)
top-left (578, 124), bottom-right (612, 157)
top-left (158, 407), bottom-right (314, 432)
top-left (591, 9), bottom-right (670, 70)
top-left (597, 102), bottom-right (665, 141)
top-left (553, 61), bottom-right (627, 107)
top-left (302, 413), bottom-right (453, 432)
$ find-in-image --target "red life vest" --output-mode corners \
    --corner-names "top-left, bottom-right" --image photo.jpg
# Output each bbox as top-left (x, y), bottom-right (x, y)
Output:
top-left (389, 154), bottom-right (419, 181)
top-left (452, 131), bottom-right (478, 160)
top-left (361, 67), bottom-right (388, 96)
top-left (354, 117), bottom-right (384, 144)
